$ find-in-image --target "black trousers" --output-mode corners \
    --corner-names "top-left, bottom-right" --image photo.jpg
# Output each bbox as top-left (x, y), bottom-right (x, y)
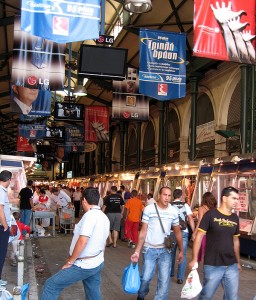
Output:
top-left (0, 225), bottom-right (10, 278)
top-left (74, 201), bottom-right (81, 218)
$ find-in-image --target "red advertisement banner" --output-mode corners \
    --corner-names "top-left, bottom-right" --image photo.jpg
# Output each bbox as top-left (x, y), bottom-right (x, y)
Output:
top-left (17, 136), bottom-right (34, 152)
top-left (85, 106), bottom-right (109, 142)
top-left (193, 0), bottom-right (256, 64)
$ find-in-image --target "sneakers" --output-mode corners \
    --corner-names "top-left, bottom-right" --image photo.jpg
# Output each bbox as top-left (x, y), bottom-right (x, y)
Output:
top-left (128, 240), bottom-right (136, 248)
top-left (0, 279), bottom-right (7, 286)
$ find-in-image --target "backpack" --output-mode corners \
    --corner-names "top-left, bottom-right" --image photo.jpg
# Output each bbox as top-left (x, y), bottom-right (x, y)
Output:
top-left (173, 201), bottom-right (187, 231)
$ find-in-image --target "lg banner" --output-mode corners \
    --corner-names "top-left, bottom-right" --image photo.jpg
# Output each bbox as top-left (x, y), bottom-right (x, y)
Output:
top-left (85, 106), bottom-right (109, 142)
top-left (193, 0), bottom-right (256, 64)
top-left (12, 17), bottom-right (65, 91)
top-left (21, 0), bottom-right (100, 43)
top-left (139, 29), bottom-right (186, 101)
top-left (113, 68), bottom-right (149, 121)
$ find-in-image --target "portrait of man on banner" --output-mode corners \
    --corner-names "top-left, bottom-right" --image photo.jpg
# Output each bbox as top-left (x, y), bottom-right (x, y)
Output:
top-left (10, 85), bottom-right (51, 116)
top-left (193, 0), bottom-right (255, 64)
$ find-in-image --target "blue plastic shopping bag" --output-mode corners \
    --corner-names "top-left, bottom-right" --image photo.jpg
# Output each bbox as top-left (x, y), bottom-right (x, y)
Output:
top-left (122, 263), bottom-right (141, 294)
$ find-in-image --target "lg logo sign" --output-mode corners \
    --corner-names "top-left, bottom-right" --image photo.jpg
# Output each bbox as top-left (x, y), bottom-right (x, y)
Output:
top-left (96, 34), bottom-right (114, 45)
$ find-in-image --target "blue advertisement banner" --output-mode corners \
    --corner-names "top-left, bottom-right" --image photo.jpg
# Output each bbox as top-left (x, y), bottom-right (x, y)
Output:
top-left (18, 124), bottom-right (46, 139)
top-left (65, 125), bottom-right (84, 152)
top-left (21, 0), bottom-right (100, 43)
top-left (139, 29), bottom-right (186, 101)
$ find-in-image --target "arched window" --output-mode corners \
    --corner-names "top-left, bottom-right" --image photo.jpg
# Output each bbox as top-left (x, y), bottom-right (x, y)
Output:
top-left (193, 94), bottom-right (215, 158)
top-left (142, 121), bottom-right (155, 167)
top-left (166, 109), bottom-right (180, 162)
top-left (126, 128), bottom-right (137, 169)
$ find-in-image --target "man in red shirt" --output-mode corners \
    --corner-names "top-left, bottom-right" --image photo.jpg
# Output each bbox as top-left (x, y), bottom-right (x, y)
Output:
top-left (124, 190), bottom-right (144, 248)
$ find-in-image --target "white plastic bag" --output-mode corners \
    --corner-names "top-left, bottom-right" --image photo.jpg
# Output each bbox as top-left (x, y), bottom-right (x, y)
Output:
top-left (0, 287), bottom-right (13, 300)
top-left (181, 264), bottom-right (202, 299)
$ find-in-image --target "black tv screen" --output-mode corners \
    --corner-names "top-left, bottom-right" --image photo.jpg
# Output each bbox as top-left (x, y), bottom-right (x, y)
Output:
top-left (54, 102), bottom-right (84, 121)
top-left (78, 45), bottom-right (128, 80)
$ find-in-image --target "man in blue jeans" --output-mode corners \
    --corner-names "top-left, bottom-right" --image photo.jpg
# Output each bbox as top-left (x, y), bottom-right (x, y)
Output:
top-left (0, 170), bottom-right (12, 286)
top-left (170, 189), bottom-right (195, 284)
top-left (131, 187), bottom-right (184, 300)
top-left (189, 186), bottom-right (241, 300)
top-left (41, 187), bottom-right (110, 300)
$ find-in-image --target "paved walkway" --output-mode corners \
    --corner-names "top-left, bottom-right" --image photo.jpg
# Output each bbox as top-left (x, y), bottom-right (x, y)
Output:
top-left (2, 235), bottom-right (256, 300)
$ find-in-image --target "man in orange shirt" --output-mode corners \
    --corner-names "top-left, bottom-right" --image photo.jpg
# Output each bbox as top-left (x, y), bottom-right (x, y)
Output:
top-left (124, 190), bottom-right (144, 248)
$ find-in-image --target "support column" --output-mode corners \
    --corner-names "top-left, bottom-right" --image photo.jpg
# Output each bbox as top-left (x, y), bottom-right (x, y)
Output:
top-left (158, 101), bottom-right (164, 165)
top-left (125, 121), bottom-right (129, 170)
top-left (240, 64), bottom-right (248, 154)
top-left (189, 76), bottom-right (200, 161)
top-left (165, 102), bottom-right (169, 163)
top-left (108, 126), bottom-right (113, 173)
top-left (249, 65), bottom-right (255, 153)
top-left (120, 122), bottom-right (125, 171)
top-left (136, 122), bottom-right (141, 169)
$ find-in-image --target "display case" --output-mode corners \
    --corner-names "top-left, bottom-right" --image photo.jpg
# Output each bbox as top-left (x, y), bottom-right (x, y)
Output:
top-left (0, 155), bottom-right (36, 208)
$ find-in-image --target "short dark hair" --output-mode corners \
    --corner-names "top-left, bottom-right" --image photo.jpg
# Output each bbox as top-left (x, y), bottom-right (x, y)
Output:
top-left (147, 193), bottom-right (153, 199)
top-left (131, 190), bottom-right (138, 197)
top-left (221, 186), bottom-right (238, 200)
top-left (0, 170), bottom-right (12, 182)
top-left (111, 186), bottom-right (117, 192)
top-left (27, 180), bottom-right (33, 186)
top-left (173, 189), bottom-right (182, 200)
top-left (82, 187), bottom-right (100, 205)
top-left (120, 185), bottom-right (125, 190)
top-left (13, 212), bottom-right (20, 220)
top-left (40, 188), bottom-right (46, 194)
top-left (52, 188), bottom-right (58, 193)
top-left (159, 186), bottom-right (171, 194)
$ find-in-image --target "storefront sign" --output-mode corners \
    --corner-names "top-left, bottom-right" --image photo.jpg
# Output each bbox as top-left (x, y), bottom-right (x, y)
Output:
top-left (237, 192), bottom-right (249, 212)
top-left (84, 142), bottom-right (97, 152)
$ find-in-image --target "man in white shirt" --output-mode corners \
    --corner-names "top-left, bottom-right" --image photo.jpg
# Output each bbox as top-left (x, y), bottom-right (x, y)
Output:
top-left (41, 187), bottom-right (110, 300)
top-left (170, 189), bottom-right (195, 284)
top-left (56, 184), bottom-right (71, 208)
top-left (131, 187), bottom-right (184, 300)
top-left (0, 170), bottom-right (12, 286)
top-left (11, 85), bottom-right (39, 115)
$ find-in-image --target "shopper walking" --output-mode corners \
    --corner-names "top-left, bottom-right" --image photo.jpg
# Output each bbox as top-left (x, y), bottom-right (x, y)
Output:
top-left (19, 179), bottom-right (34, 233)
top-left (102, 186), bottom-right (124, 248)
top-left (191, 192), bottom-right (217, 262)
top-left (0, 170), bottom-right (12, 286)
top-left (189, 186), bottom-right (241, 300)
top-left (170, 189), bottom-right (195, 284)
top-left (124, 189), bottom-right (144, 248)
top-left (40, 187), bottom-right (110, 300)
top-left (131, 187), bottom-right (184, 300)
top-left (73, 187), bottom-right (82, 218)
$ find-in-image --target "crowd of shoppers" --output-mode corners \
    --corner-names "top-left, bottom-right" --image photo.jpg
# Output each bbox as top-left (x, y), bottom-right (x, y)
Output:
top-left (1, 174), bottom-right (242, 300)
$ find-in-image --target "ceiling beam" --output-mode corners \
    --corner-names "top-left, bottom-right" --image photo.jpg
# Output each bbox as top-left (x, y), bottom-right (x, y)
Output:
top-left (0, 16), bottom-right (14, 27)
top-left (86, 93), bottom-right (111, 107)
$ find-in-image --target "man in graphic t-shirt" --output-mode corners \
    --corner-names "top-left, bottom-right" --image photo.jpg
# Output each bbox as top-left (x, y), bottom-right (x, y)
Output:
top-left (102, 186), bottom-right (124, 248)
top-left (19, 180), bottom-right (34, 232)
top-left (189, 186), bottom-right (241, 300)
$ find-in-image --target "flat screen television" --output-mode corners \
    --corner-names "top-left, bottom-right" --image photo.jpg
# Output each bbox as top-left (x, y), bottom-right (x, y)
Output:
top-left (54, 102), bottom-right (84, 121)
top-left (78, 45), bottom-right (128, 80)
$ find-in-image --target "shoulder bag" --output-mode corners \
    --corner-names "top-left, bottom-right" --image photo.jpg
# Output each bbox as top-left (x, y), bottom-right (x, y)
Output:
top-left (154, 203), bottom-right (175, 249)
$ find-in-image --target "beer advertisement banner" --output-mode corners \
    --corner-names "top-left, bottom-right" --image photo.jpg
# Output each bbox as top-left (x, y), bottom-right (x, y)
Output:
top-left (85, 106), bottom-right (109, 142)
top-left (65, 125), bottom-right (85, 152)
top-left (21, 0), bottom-right (100, 43)
top-left (12, 16), bottom-right (65, 91)
top-left (17, 136), bottom-right (34, 152)
top-left (112, 67), bottom-right (149, 121)
top-left (11, 87), bottom-right (52, 116)
top-left (193, 0), bottom-right (256, 64)
top-left (139, 29), bottom-right (186, 101)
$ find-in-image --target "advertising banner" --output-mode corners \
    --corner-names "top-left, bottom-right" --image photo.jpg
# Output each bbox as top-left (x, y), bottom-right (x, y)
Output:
top-left (11, 86), bottom-right (51, 116)
top-left (12, 16), bottom-right (65, 91)
top-left (21, 0), bottom-right (100, 43)
top-left (18, 124), bottom-right (46, 139)
top-left (85, 106), bottom-right (109, 142)
top-left (113, 67), bottom-right (149, 121)
top-left (193, 0), bottom-right (256, 64)
top-left (65, 125), bottom-right (85, 152)
top-left (139, 29), bottom-right (186, 101)
top-left (17, 136), bottom-right (34, 152)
